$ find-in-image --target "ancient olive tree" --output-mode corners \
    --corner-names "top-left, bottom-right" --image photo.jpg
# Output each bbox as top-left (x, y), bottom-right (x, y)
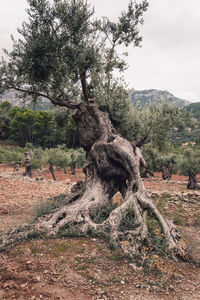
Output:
top-left (0, 0), bottom-right (182, 257)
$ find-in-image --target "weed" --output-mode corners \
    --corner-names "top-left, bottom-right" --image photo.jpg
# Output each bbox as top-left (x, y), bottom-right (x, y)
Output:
top-left (27, 229), bottom-right (47, 240)
top-left (173, 213), bottom-right (186, 226)
top-left (58, 222), bottom-right (85, 238)
top-left (89, 202), bottom-right (117, 224)
top-left (193, 211), bottom-right (200, 227)
top-left (156, 193), bottom-right (169, 212)
top-left (50, 243), bottom-right (69, 257)
top-left (0, 246), bottom-right (5, 253)
top-left (111, 274), bottom-right (123, 283)
top-left (87, 225), bottom-right (114, 249)
top-left (118, 207), bottom-right (139, 232)
top-left (30, 245), bottom-right (43, 255)
top-left (144, 212), bottom-right (170, 258)
top-left (76, 263), bottom-right (88, 271)
top-left (31, 193), bottom-right (66, 222)
top-left (188, 257), bottom-right (200, 267)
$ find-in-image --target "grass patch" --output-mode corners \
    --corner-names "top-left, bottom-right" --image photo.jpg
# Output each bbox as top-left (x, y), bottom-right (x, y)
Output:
top-left (50, 243), bottom-right (69, 257)
top-left (58, 222), bottom-right (85, 238)
top-left (118, 207), bottom-right (139, 232)
top-left (155, 193), bottom-right (169, 213)
top-left (89, 202), bottom-right (118, 224)
top-left (173, 212), bottom-right (188, 226)
top-left (137, 211), bottom-right (170, 267)
top-left (31, 193), bottom-right (66, 222)
top-left (193, 211), bottom-right (200, 227)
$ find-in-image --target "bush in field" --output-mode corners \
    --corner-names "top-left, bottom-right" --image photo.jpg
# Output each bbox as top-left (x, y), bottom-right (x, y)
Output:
top-left (27, 145), bottom-right (86, 180)
top-left (66, 148), bottom-right (86, 174)
top-left (0, 145), bottom-right (24, 169)
top-left (141, 144), bottom-right (178, 179)
top-left (178, 147), bottom-right (200, 190)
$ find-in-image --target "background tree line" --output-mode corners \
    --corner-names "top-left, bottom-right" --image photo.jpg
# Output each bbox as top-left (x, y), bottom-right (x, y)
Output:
top-left (0, 101), bottom-right (79, 148)
top-left (0, 98), bottom-right (199, 189)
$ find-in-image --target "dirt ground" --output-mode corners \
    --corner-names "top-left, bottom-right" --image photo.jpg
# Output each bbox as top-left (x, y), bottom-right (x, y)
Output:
top-left (0, 168), bottom-right (199, 300)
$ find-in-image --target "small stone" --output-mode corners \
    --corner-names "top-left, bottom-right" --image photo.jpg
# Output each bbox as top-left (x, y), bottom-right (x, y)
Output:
top-left (121, 280), bottom-right (125, 284)
top-left (36, 276), bottom-right (41, 282)
top-left (0, 208), bottom-right (9, 215)
top-left (169, 284), bottom-right (175, 291)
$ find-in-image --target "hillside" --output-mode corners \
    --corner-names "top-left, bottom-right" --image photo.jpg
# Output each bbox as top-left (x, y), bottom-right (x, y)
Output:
top-left (0, 90), bottom-right (53, 110)
top-left (186, 102), bottom-right (200, 120)
top-left (130, 89), bottom-right (190, 108)
top-left (1, 89), bottom-right (192, 109)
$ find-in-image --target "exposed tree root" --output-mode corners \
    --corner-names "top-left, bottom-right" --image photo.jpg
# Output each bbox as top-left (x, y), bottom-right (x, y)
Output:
top-left (0, 102), bottom-right (186, 259)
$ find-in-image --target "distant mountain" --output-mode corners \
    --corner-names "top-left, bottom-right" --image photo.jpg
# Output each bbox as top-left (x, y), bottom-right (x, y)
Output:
top-left (130, 89), bottom-right (190, 108)
top-left (0, 88), bottom-right (193, 110)
top-left (0, 90), bottom-right (22, 106)
top-left (0, 89), bottom-right (53, 110)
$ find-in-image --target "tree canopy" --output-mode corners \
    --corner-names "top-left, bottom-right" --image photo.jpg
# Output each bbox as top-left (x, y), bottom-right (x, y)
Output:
top-left (0, 0), bottom-right (148, 108)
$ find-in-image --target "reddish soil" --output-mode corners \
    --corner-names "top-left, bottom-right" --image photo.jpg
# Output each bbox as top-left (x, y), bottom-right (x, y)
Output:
top-left (0, 168), bottom-right (199, 300)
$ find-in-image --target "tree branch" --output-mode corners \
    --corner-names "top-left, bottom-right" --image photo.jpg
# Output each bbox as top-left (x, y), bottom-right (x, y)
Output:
top-left (6, 85), bottom-right (80, 109)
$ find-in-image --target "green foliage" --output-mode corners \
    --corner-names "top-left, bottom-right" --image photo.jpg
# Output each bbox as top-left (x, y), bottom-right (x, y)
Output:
top-left (30, 147), bottom-right (46, 169)
top-left (52, 107), bottom-right (79, 148)
top-left (89, 202), bottom-right (117, 224)
top-left (118, 207), bottom-right (139, 232)
top-left (186, 102), bottom-right (200, 121)
top-left (0, 144), bottom-right (24, 164)
top-left (0, 102), bottom-right (80, 148)
top-left (141, 143), bottom-right (178, 177)
top-left (0, 0), bottom-right (148, 106)
top-left (9, 107), bottom-right (53, 146)
top-left (31, 193), bottom-right (66, 222)
top-left (146, 213), bottom-right (168, 257)
top-left (0, 101), bottom-right (12, 139)
top-left (178, 146), bottom-right (200, 176)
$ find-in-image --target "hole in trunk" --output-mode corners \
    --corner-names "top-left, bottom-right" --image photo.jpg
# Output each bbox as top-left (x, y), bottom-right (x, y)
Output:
top-left (56, 212), bottom-right (66, 224)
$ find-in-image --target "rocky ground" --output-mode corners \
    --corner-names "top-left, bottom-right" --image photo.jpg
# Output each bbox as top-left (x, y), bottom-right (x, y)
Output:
top-left (0, 168), bottom-right (199, 300)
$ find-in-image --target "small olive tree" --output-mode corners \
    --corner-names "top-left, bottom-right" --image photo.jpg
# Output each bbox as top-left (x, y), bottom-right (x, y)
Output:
top-left (178, 147), bottom-right (200, 190)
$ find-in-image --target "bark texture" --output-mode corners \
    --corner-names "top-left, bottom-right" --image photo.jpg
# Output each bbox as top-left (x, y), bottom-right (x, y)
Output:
top-left (0, 101), bottom-right (184, 258)
top-left (23, 151), bottom-right (32, 177)
top-left (187, 171), bottom-right (198, 190)
top-left (161, 164), bottom-right (172, 180)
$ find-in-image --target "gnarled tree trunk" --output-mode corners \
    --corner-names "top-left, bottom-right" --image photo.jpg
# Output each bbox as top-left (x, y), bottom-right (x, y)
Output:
top-left (49, 162), bottom-right (56, 181)
top-left (161, 163), bottom-right (172, 180)
top-left (187, 171), bottom-right (198, 190)
top-left (0, 101), bottom-right (183, 258)
top-left (23, 151), bottom-right (32, 177)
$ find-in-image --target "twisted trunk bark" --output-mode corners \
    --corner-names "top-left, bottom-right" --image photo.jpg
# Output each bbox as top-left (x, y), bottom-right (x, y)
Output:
top-left (0, 101), bottom-right (184, 258)
top-left (187, 171), bottom-right (198, 190)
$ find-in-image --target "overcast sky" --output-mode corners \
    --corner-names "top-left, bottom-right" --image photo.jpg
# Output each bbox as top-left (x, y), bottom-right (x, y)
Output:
top-left (0, 0), bottom-right (199, 102)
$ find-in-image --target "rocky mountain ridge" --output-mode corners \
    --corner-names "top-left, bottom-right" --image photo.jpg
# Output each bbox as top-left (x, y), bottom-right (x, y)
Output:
top-left (130, 89), bottom-right (191, 108)
top-left (1, 89), bottom-right (193, 109)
